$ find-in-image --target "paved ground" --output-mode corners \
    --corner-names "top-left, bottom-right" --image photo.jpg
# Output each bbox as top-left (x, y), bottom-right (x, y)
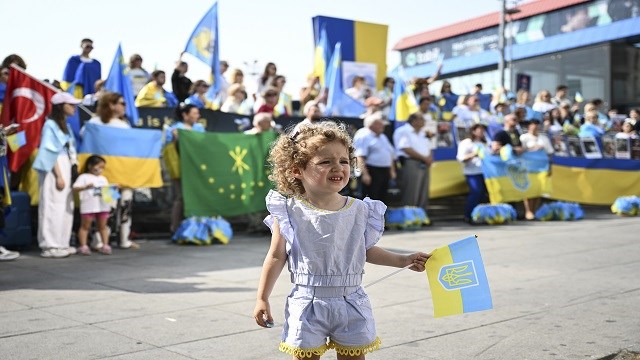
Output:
top-left (1, 212), bottom-right (639, 360)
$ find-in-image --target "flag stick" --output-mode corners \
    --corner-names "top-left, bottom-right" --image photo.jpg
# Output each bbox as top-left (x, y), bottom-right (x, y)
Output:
top-left (364, 263), bottom-right (415, 288)
top-left (9, 64), bottom-right (96, 117)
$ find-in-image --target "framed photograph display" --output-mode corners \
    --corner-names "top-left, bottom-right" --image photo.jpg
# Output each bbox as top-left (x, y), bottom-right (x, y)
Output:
top-left (435, 122), bottom-right (454, 148)
top-left (615, 138), bottom-right (631, 159)
top-left (631, 139), bottom-right (640, 160)
top-left (580, 137), bottom-right (602, 159)
top-left (567, 136), bottom-right (583, 157)
top-left (552, 134), bottom-right (569, 157)
top-left (455, 126), bottom-right (470, 146)
top-left (601, 135), bottom-right (615, 158)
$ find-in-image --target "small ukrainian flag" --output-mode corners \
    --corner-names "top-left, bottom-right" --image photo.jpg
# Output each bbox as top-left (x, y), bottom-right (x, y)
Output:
top-left (426, 236), bottom-right (493, 317)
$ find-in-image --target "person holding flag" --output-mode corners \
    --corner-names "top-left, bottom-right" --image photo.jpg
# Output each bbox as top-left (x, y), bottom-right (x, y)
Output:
top-left (254, 121), bottom-right (430, 358)
top-left (72, 155), bottom-right (113, 256)
top-left (32, 93), bottom-right (80, 258)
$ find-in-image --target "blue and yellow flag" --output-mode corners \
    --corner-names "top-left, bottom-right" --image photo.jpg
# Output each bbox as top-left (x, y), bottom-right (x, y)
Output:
top-left (185, 2), bottom-right (221, 96)
top-left (389, 71), bottom-right (418, 122)
top-left (105, 44), bottom-right (139, 125)
top-left (481, 145), bottom-right (551, 203)
top-left (100, 185), bottom-right (121, 203)
top-left (426, 235), bottom-right (492, 318)
top-left (313, 27), bottom-right (330, 87)
top-left (79, 123), bottom-right (162, 188)
top-left (325, 42), bottom-right (366, 117)
top-left (6, 131), bottom-right (26, 152)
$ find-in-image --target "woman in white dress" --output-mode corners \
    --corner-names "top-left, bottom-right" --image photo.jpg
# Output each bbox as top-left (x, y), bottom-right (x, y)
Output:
top-left (33, 93), bottom-right (81, 258)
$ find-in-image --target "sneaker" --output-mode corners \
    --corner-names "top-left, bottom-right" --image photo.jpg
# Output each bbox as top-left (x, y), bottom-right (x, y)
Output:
top-left (41, 248), bottom-right (69, 258)
top-left (120, 240), bottom-right (139, 250)
top-left (100, 244), bottom-right (112, 255)
top-left (90, 234), bottom-right (104, 251)
top-left (78, 245), bottom-right (91, 256)
top-left (0, 246), bottom-right (20, 261)
top-left (65, 247), bottom-right (77, 255)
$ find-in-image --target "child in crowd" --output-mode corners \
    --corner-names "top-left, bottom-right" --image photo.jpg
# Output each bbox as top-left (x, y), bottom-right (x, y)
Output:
top-left (253, 121), bottom-right (430, 359)
top-left (72, 155), bottom-right (112, 255)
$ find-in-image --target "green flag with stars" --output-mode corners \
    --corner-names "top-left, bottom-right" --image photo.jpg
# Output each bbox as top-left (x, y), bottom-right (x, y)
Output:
top-left (179, 130), bottom-right (277, 217)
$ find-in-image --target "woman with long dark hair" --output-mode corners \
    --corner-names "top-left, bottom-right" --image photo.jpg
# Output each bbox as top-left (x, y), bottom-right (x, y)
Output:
top-left (257, 62), bottom-right (277, 97)
top-left (32, 93), bottom-right (80, 258)
top-left (82, 91), bottom-right (137, 250)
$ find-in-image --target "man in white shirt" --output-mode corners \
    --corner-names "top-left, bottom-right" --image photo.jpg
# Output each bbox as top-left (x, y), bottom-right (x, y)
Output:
top-left (353, 112), bottom-right (396, 202)
top-left (394, 112), bottom-right (433, 212)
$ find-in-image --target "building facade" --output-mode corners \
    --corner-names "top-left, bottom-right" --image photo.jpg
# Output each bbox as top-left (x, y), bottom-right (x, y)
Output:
top-left (394, 0), bottom-right (640, 111)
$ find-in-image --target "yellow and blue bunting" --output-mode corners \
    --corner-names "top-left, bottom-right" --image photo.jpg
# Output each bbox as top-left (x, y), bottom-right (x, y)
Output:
top-left (534, 201), bottom-right (584, 221)
top-left (385, 206), bottom-right (430, 229)
top-left (426, 236), bottom-right (493, 318)
top-left (172, 216), bottom-right (233, 245)
top-left (611, 196), bottom-right (640, 216)
top-left (471, 203), bottom-right (517, 225)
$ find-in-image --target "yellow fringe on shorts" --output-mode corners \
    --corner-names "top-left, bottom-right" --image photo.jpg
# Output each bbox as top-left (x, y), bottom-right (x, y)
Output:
top-left (279, 342), bottom-right (329, 358)
top-left (329, 337), bottom-right (382, 356)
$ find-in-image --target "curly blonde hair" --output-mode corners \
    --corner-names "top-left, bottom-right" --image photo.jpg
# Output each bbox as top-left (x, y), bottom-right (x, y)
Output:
top-left (267, 121), bottom-right (355, 197)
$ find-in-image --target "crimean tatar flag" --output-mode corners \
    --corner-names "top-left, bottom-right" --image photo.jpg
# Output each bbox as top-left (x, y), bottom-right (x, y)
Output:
top-left (426, 235), bottom-right (493, 318)
top-left (179, 130), bottom-right (276, 217)
top-left (184, 2), bottom-right (221, 97)
top-left (79, 123), bottom-right (162, 188)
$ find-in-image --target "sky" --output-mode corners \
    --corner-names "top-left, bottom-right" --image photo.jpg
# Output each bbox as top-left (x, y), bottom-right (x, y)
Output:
top-left (1, 0), bottom-right (498, 99)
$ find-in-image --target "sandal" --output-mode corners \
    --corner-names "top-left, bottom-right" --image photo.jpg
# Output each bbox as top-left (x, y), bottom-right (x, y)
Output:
top-left (100, 244), bottom-right (112, 255)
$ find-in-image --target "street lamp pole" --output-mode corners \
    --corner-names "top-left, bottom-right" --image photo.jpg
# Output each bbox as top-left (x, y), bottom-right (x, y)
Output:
top-left (498, 0), bottom-right (506, 89)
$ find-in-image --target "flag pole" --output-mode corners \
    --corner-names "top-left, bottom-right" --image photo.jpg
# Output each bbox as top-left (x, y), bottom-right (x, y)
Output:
top-left (9, 64), bottom-right (96, 117)
top-left (364, 263), bottom-right (415, 289)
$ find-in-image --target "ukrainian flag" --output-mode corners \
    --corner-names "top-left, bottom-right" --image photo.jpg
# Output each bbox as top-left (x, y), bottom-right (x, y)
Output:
top-left (389, 75), bottom-right (418, 122)
top-left (312, 16), bottom-right (388, 91)
top-left (79, 123), bottom-right (163, 188)
top-left (426, 236), bottom-right (492, 318)
top-left (550, 157), bottom-right (640, 205)
top-left (430, 148), bottom-right (468, 198)
top-left (481, 145), bottom-right (551, 203)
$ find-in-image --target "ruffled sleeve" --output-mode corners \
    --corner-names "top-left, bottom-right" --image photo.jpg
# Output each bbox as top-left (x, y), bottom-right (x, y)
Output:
top-left (363, 197), bottom-right (387, 249)
top-left (263, 190), bottom-right (295, 249)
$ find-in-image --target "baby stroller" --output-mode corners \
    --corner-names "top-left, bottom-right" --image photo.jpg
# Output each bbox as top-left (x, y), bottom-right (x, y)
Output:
top-left (90, 192), bottom-right (131, 250)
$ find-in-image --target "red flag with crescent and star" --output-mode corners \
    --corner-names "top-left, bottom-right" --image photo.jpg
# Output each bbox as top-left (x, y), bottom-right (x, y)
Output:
top-left (0, 66), bottom-right (57, 172)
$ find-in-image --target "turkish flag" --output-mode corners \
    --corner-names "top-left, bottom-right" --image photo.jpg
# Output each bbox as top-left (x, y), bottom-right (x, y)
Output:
top-left (0, 66), bottom-right (57, 172)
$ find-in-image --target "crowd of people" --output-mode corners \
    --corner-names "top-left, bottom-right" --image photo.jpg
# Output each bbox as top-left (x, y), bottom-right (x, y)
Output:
top-left (1, 38), bottom-right (639, 262)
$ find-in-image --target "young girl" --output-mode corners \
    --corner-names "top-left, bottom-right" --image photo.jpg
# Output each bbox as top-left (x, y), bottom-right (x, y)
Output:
top-left (253, 122), bottom-right (430, 359)
top-left (72, 155), bottom-right (112, 255)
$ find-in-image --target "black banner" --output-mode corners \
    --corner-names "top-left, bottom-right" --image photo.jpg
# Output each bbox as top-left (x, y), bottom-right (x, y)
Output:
top-left (81, 107), bottom-right (363, 134)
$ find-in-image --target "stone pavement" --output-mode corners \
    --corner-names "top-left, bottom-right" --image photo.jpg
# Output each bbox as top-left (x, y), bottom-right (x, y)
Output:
top-left (1, 213), bottom-right (639, 359)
